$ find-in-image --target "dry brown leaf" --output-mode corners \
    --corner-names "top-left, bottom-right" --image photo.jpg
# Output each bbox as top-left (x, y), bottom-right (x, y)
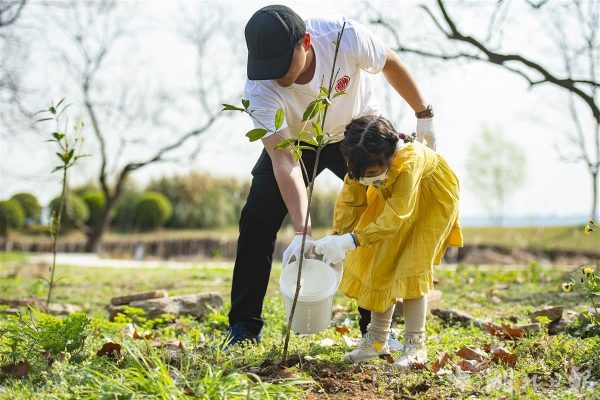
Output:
top-left (183, 386), bottom-right (195, 396)
top-left (456, 346), bottom-right (489, 362)
top-left (0, 361), bottom-right (29, 379)
top-left (335, 326), bottom-right (350, 335)
top-left (411, 362), bottom-right (428, 370)
top-left (133, 330), bottom-right (155, 340)
top-left (383, 354), bottom-right (395, 364)
top-left (491, 345), bottom-right (517, 367)
top-left (457, 359), bottom-right (489, 373)
top-left (154, 340), bottom-right (184, 351)
top-left (432, 352), bottom-right (452, 373)
top-left (96, 342), bottom-right (122, 359)
top-left (484, 323), bottom-right (524, 340)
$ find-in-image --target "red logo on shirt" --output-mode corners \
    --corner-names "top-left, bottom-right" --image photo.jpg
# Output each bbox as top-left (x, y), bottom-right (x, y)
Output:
top-left (335, 75), bottom-right (350, 92)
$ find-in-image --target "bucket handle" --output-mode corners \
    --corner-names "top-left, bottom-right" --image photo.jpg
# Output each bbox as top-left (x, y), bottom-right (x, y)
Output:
top-left (283, 239), bottom-right (316, 269)
top-left (284, 242), bottom-right (344, 291)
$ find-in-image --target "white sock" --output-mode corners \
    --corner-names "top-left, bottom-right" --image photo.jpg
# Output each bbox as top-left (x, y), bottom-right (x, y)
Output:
top-left (366, 304), bottom-right (395, 344)
top-left (403, 296), bottom-right (427, 335)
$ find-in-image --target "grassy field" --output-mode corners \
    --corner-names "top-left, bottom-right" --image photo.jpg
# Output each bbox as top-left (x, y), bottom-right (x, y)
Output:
top-left (11, 225), bottom-right (600, 253)
top-left (1, 253), bottom-right (599, 399)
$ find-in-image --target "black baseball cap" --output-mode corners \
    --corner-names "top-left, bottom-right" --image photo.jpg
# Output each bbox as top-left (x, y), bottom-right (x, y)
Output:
top-left (245, 5), bottom-right (306, 80)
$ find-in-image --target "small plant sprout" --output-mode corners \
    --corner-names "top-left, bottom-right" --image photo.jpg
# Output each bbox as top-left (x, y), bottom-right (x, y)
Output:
top-left (36, 98), bottom-right (89, 307)
top-left (222, 23), bottom-right (347, 364)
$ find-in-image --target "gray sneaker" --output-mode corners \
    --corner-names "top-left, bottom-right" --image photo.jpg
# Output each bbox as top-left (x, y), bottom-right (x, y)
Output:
top-left (344, 332), bottom-right (391, 363)
top-left (393, 333), bottom-right (427, 370)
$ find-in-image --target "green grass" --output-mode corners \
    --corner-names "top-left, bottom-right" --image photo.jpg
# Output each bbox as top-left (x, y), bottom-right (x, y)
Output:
top-left (0, 252), bottom-right (28, 264)
top-left (1, 258), bottom-right (599, 398)
top-left (460, 225), bottom-right (600, 253)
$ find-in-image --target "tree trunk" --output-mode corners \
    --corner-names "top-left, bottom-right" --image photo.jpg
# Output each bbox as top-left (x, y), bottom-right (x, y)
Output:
top-left (84, 198), bottom-right (116, 253)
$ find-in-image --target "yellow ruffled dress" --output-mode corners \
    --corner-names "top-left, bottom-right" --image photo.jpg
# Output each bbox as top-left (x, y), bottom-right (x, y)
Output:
top-left (332, 141), bottom-right (463, 313)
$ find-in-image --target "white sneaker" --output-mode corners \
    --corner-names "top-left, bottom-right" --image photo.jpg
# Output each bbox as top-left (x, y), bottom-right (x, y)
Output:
top-left (393, 333), bottom-right (427, 370)
top-left (344, 333), bottom-right (390, 363)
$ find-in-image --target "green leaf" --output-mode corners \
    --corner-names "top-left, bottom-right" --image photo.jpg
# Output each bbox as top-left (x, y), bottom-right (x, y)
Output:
top-left (302, 100), bottom-right (320, 122)
top-left (52, 132), bottom-right (65, 141)
top-left (320, 86), bottom-right (329, 96)
top-left (52, 166), bottom-right (64, 173)
top-left (275, 139), bottom-right (292, 149)
top-left (311, 122), bottom-right (323, 137)
top-left (292, 149), bottom-right (302, 161)
top-left (55, 98), bottom-right (65, 109)
top-left (275, 108), bottom-right (284, 130)
top-left (65, 149), bottom-right (74, 163)
top-left (300, 137), bottom-right (318, 146)
top-left (56, 152), bottom-right (66, 162)
top-left (245, 128), bottom-right (269, 142)
top-left (297, 145), bottom-right (316, 151)
top-left (36, 117), bottom-right (54, 123)
top-left (242, 99), bottom-right (250, 110)
top-left (222, 104), bottom-right (245, 112)
top-left (332, 91), bottom-right (346, 99)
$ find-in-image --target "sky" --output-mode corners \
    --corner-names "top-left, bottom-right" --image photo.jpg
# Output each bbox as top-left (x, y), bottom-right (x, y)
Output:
top-left (0, 0), bottom-right (598, 224)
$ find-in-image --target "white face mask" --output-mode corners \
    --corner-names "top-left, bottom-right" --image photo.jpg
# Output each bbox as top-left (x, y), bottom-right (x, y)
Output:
top-left (359, 169), bottom-right (388, 187)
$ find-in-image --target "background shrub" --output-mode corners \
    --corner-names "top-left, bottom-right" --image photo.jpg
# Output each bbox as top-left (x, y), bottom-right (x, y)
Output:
top-left (81, 189), bottom-right (106, 227)
top-left (134, 191), bottom-right (173, 231)
top-left (147, 173), bottom-right (249, 229)
top-left (0, 199), bottom-right (25, 236)
top-left (48, 193), bottom-right (90, 230)
top-left (10, 193), bottom-right (41, 223)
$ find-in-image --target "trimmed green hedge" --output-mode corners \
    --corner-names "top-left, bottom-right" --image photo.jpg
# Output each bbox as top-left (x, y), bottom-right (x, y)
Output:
top-left (0, 199), bottom-right (25, 236)
top-left (81, 189), bottom-right (106, 227)
top-left (49, 194), bottom-right (90, 229)
top-left (134, 191), bottom-right (173, 231)
top-left (10, 192), bottom-right (41, 222)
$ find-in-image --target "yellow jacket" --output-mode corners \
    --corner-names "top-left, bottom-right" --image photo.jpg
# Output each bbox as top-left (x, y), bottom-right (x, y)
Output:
top-left (332, 142), bottom-right (462, 312)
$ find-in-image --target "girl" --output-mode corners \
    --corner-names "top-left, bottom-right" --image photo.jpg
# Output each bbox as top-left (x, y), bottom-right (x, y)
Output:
top-left (315, 115), bottom-right (462, 369)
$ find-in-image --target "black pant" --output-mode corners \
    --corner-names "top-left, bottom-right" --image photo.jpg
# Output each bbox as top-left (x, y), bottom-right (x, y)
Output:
top-left (228, 142), bottom-right (371, 335)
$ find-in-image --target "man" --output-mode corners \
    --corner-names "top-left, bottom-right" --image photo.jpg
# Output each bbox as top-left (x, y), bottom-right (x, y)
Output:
top-left (227, 5), bottom-right (436, 346)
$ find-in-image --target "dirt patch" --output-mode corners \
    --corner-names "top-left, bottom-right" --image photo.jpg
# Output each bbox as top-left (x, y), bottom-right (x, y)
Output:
top-left (305, 364), bottom-right (394, 399)
top-left (256, 358), bottom-right (399, 399)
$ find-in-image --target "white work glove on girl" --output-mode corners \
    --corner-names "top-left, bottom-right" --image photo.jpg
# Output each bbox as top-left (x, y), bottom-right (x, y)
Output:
top-left (282, 234), bottom-right (314, 267)
top-left (314, 233), bottom-right (356, 265)
top-left (416, 117), bottom-right (436, 150)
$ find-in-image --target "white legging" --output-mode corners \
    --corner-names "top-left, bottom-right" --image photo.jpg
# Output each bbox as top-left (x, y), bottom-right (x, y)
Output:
top-left (367, 296), bottom-right (427, 344)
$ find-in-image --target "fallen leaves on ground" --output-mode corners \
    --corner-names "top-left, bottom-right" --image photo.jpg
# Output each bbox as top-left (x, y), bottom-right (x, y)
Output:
top-left (96, 342), bottom-right (122, 360)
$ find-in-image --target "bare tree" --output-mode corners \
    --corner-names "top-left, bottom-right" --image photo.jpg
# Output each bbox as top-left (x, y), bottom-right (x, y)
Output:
top-left (0, 0), bottom-right (26, 28)
top-left (371, 0), bottom-right (600, 220)
top-left (23, 1), bottom-right (241, 252)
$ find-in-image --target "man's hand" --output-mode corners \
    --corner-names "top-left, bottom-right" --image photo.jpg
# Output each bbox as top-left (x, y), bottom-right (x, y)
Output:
top-left (282, 234), bottom-right (314, 267)
top-left (314, 234), bottom-right (356, 265)
top-left (416, 117), bottom-right (436, 150)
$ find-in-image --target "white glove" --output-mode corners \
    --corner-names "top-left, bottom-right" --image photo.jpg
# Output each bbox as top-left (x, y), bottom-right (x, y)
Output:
top-left (314, 233), bottom-right (356, 265)
top-left (282, 234), bottom-right (314, 267)
top-left (416, 117), bottom-right (436, 150)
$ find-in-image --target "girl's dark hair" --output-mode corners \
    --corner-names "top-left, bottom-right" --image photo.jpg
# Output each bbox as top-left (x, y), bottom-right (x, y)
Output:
top-left (341, 115), bottom-right (413, 180)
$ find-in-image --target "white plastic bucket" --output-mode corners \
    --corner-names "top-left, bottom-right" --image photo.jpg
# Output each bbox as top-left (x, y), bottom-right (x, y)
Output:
top-left (279, 257), bottom-right (341, 334)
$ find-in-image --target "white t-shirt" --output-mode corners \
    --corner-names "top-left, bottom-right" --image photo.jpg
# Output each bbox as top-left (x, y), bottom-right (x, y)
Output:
top-left (243, 16), bottom-right (388, 144)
